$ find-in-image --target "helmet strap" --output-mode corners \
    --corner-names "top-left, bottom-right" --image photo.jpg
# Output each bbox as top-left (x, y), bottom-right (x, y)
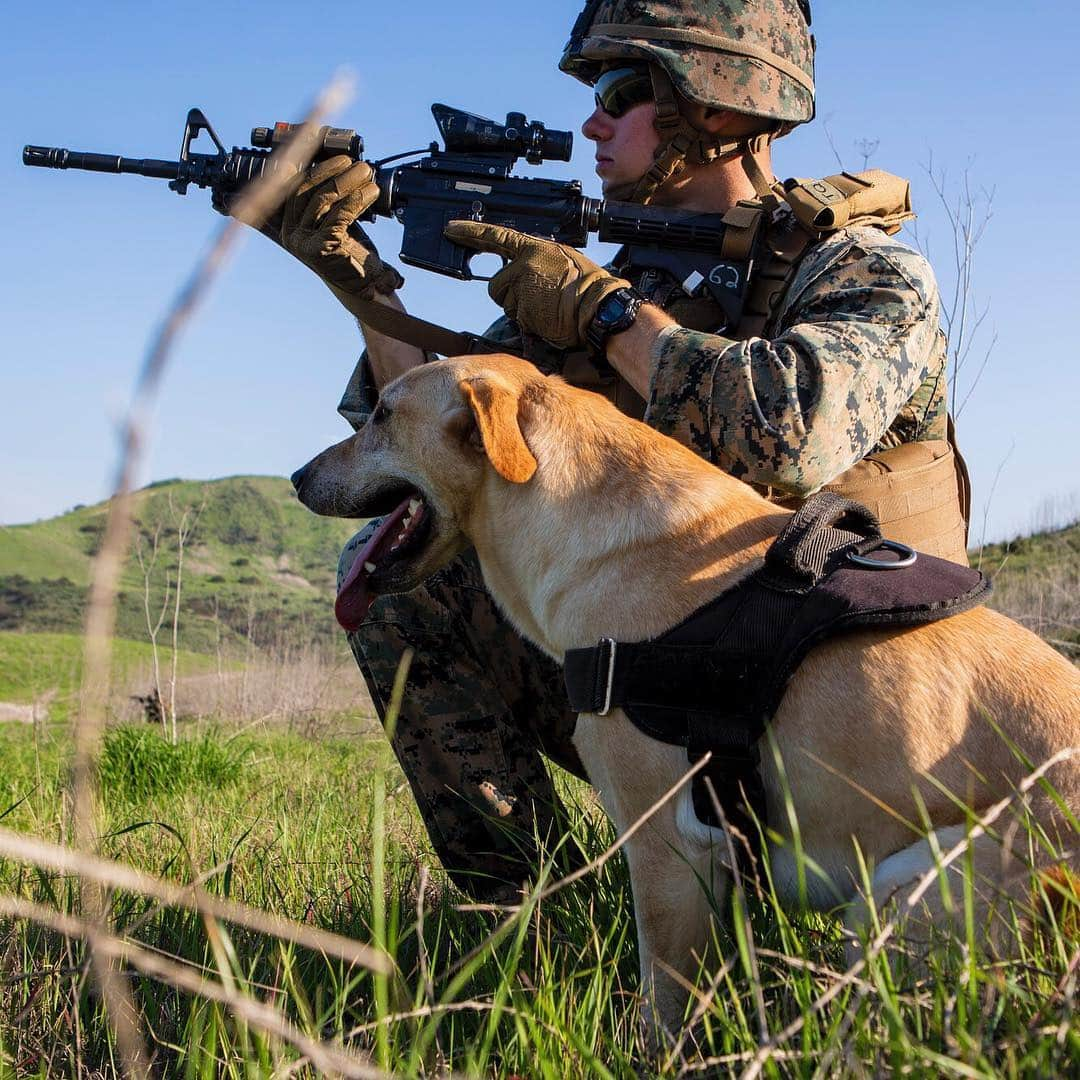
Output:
top-left (624, 64), bottom-right (781, 206)
top-left (739, 134), bottom-right (787, 203)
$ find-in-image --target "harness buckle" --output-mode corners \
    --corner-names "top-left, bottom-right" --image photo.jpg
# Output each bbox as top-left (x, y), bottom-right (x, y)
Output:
top-left (596, 637), bottom-right (617, 716)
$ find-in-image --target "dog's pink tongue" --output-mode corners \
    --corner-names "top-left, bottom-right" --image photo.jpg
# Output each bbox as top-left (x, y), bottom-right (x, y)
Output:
top-left (335, 497), bottom-right (412, 631)
top-left (335, 553), bottom-right (375, 632)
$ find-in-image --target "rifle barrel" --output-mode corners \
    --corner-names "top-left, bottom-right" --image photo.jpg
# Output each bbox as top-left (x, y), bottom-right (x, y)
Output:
top-left (23, 145), bottom-right (179, 180)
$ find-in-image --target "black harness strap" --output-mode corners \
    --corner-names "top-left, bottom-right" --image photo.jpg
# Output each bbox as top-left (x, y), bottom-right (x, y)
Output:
top-left (564, 493), bottom-right (990, 852)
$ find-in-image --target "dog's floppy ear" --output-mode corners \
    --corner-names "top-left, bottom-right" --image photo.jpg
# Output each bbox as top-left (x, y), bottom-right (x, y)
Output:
top-left (458, 376), bottom-right (537, 484)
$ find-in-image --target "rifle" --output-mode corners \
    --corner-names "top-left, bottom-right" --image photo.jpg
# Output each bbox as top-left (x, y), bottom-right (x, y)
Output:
top-left (24, 105), bottom-right (762, 335)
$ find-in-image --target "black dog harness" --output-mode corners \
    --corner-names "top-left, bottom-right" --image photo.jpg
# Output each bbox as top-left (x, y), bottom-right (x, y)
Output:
top-left (563, 493), bottom-right (990, 848)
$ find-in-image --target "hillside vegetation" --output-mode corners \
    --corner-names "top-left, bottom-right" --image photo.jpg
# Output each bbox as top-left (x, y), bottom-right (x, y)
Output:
top-left (976, 518), bottom-right (1080, 655)
top-left (0, 631), bottom-right (214, 707)
top-left (3, 480), bottom-right (1076, 663)
top-left (0, 476), bottom-right (361, 655)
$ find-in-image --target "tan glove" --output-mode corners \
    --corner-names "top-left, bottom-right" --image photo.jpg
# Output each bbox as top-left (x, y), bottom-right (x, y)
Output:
top-left (276, 156), bottom-right (403, 313)
top-left (443, 221), bottom-right (629, 350)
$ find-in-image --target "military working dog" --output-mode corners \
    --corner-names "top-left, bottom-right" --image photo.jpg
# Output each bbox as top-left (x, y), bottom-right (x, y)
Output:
top-left (292, 353), bottom-right (1080, 1032)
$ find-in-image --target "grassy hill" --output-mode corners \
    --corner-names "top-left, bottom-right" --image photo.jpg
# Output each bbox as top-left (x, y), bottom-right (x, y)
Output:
top-left (0, 476), bottom-right (362, 655)
top-left (976, 518), bottom-right (1080, 655)
top-left (2, 479), bottom-right (1075, 672)
top-left (0, 630), bottom-right (217, 707)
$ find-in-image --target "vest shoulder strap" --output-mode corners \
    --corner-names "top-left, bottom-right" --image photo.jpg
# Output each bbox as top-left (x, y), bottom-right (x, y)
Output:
top-left (734, 169), bottom-right (916, 339)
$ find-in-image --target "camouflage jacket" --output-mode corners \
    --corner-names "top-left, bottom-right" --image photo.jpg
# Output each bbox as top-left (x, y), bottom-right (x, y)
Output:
top-left (339, 219), bottom-right (948, 499)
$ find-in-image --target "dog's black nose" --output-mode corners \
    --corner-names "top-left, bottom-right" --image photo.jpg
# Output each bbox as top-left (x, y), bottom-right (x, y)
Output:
top-left (290, 463), bottom-right (309, 494)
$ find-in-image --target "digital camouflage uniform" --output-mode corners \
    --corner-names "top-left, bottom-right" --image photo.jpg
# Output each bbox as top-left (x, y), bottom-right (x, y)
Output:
top-left (336, 214), bottom-right (949, 898)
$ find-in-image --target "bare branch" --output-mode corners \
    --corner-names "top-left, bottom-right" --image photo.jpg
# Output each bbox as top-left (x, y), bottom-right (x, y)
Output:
top-left (919, 157), bottom-right (996, 419)
top-left (855, 137), bottom-right (879, 171)
top-left (819, 115), bottom-right (846, 172)
top-left (135, 523), bottom-right (170, 734)
top-left (165, 492), bottom-right (206, 742)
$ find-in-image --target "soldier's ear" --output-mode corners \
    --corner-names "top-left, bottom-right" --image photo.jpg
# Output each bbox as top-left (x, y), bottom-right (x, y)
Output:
top-left (457, 375), bottom-right (537, 484)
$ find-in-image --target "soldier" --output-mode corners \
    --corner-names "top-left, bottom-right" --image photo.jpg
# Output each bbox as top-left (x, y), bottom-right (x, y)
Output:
top-left (267, 1), bottom-right (970, 899)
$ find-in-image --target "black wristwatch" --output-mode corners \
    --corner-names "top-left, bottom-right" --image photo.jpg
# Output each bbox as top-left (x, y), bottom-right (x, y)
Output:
top-left (585, 286), bottom-right (648, 356)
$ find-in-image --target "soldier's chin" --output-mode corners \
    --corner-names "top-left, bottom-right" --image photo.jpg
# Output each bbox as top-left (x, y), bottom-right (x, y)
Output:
top-left (600, 170), bottom-right (641, 202)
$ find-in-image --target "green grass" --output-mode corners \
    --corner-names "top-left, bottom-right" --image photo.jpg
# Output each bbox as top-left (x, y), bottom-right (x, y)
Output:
top-left (975, 518), bottom-right (1080, 577)
top-left (0, 476), bottom-right (352, 587)
top-left (977, 519), bottom-right (1080, 656)
top-left (0, 527), bottom-right (93, 586)
top-left (0, 720), bottom-right (1075, 1078)
top-left (97, 726), bottom-right (255, 803)
top-left (0, 631), bottom-right (215, 710)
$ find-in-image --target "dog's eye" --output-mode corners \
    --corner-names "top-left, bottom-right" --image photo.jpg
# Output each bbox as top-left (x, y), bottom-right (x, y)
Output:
top-left (371, 402), bottom-right (391, 425)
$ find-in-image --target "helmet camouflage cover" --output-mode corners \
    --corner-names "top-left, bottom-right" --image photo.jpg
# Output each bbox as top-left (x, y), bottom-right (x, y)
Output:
top-left (560, 0), bottom-right (815, 132)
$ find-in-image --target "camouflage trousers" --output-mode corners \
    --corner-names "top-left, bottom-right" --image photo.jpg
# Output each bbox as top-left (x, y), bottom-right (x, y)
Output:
top-left (339, 524), bottom-right (587, 900)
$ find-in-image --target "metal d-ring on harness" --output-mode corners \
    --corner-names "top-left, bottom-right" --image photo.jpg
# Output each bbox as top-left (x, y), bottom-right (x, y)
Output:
top-left (563, 492), bottom-right (991, 859)
top-left (847, 540), bottom-right (917, 570)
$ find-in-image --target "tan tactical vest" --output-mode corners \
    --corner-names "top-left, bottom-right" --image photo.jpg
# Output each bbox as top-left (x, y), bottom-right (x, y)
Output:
top-left (600, 169), bottom-right (972, 565)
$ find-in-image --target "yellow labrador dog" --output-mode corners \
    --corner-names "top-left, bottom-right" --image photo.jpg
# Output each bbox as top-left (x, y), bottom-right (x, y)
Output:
top-left (292, 353), bottom-right (1079, 1030)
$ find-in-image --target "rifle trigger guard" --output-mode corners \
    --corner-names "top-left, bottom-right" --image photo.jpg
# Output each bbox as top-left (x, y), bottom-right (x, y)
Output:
top-left (460, 250), bottom-right (508, 283)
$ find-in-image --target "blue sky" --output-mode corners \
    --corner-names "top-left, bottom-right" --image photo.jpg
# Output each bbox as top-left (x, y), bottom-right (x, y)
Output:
top-left (2, 1), bottom-right (1077, 543)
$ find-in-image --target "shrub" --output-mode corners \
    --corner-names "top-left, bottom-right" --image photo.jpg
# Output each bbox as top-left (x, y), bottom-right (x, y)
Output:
top-left (97, 726), bottom-right (252, 803)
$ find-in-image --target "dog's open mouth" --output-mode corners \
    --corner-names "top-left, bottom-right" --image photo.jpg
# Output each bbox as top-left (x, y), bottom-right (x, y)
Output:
top-left (335, 489), bottom-right (433, 631)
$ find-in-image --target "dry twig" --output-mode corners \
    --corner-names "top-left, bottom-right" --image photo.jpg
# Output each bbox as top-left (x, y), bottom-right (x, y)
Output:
top-left (55, 71), bottom-right (357, 1075)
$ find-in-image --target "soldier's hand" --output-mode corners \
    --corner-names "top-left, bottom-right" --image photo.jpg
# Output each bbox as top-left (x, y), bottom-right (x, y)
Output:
top-left (443, 221), bottom-right (629, 350)
top-left (276, 156), bottom-right (403, 312)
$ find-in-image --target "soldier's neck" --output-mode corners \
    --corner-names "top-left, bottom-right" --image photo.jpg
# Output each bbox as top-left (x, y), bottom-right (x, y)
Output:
top-left (648, 147), bottom-right (773, 213)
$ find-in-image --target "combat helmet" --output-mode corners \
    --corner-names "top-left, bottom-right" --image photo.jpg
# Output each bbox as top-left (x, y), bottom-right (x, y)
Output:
top-left (560, 0), bottom-right (816, 202)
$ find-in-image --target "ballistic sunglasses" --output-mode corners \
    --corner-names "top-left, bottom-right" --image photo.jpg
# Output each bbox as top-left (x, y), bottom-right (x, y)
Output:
top-left (593, 66), bottom-right (654, 118)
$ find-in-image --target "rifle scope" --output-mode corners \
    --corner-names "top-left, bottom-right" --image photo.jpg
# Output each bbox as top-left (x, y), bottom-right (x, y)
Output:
top-left (432, 104), bottom-right (572, 165)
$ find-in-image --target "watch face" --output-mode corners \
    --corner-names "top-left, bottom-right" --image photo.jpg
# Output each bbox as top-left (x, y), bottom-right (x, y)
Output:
top-left (598, 293), bottom-right (627, 327)
top-left (587, 287), bottom-right (644, 353)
